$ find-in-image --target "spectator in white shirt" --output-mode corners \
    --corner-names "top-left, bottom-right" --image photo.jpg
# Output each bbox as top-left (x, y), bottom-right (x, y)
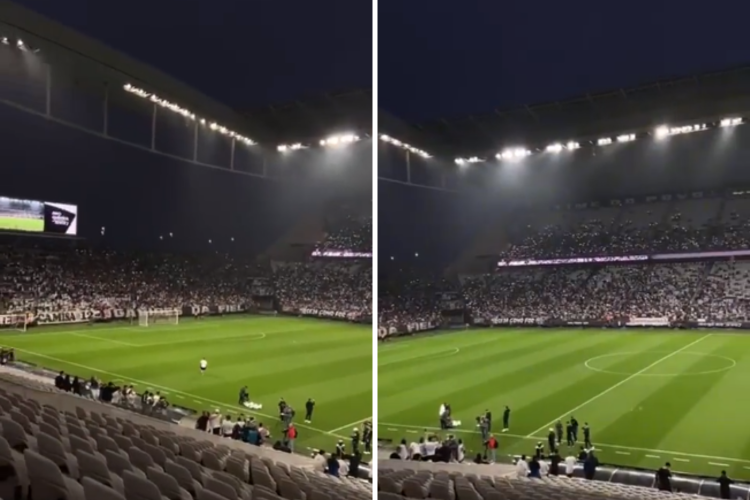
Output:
top-left (540, 459), bottom-right (550, 476)
top-left (409, 441), bottom-right (421, 460)
top-left (314, 451), bottom-right (327, 472)
top-left (221, 416), bottom-right (234, 437)
top-left (516, 455), bottom-right (530, 478)
top-left (565, 453), bottom-right (578, 477)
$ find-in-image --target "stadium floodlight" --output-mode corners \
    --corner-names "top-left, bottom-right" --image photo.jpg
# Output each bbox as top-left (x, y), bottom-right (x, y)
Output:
top-left (597, 137), bottom-right (612, 146)
top-left (616, 134), bottom-right (635, 143)
top-left (320, 133), bottom-right (359, 147)
top-left (123, 84), bottom-right (256, 145)
top-left (455, 157), bottom-right (484, 165)
top-left (380, 134), bottom-right (431, 158)
top-left (720, 117), bottom-right (743, 127)
top-left (566, 141), bottom-right (580, 150)
top-left (546, 143), bottom-right (563, 153)
top-left (16, 39), bottom-right (23, 49)
top-left (497, 148), bottom-right (530, 161)
top-left (655, 126), bottom-right (670, 139)
top-left (656, 124), bottom-right (707, 139)
top-left (277, 143), bottom-right (305, 152)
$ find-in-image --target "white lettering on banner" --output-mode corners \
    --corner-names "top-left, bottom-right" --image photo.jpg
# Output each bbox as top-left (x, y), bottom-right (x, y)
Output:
top-left (626, 317), bottom-right (669, 327)
top-left (378, 322), bottom-right (434, 338)
top-left (491, 317), bottom-right (543, 325)
top-left (0, 304), bottom-right (248, 327)
top-left (296, 308), bottom-right (360, 320)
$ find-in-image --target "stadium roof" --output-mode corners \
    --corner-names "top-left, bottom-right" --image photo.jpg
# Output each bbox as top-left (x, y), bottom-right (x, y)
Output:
top-left (0, 1), bottom-right (369, 147)
top-left (247, 89), bottom-right (372, 144)
top-left (383, 64), bottom-right (750, 160)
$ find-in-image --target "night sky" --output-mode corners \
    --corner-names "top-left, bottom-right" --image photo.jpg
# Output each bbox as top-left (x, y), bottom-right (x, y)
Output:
top-left (380, 0), bottom-right (750, 122)
top-left (15, 0), bottom-right (372, 109)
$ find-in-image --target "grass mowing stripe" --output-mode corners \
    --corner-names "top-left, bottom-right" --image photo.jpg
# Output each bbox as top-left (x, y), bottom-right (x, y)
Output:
top-left (526, 333), bottom-right (713, 437)
top-left (9, 345), bottom-right (350, 440)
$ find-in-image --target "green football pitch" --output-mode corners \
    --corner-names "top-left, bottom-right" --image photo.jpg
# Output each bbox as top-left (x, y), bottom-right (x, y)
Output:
top-left (0, 215), bottom-right (44, 232)
top-left (379, 328), bottom-right (750, 479)
top-left (0, 316), bottom-right (371, 453)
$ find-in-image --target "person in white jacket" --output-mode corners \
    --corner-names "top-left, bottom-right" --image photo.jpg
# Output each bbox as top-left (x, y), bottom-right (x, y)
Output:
top-left (516, 455), bottom-right (530, 478)
top-left (565, 453), bottom-right (578, 477)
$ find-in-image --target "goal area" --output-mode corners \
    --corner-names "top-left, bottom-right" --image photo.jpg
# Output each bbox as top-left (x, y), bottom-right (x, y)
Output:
top-left (0, 314), bottom-right (30, 333)
top-left (136, 309), bottom-right (180, 327)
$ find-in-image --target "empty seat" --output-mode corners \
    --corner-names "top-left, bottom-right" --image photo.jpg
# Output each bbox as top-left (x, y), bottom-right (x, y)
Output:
top-left (164, 460), bottom-right (202, 498)
top-left (123, 469), bottom-right (169, 500)
top-left (82, 476), bottom-right (127, 500)
top-left (38, 431), bottom-right (80, 478)
top-left (24, 448), bottom-right (85, 500)
top-left (147, 466), bottom-right (192, 500)
top-left (77, 449), bottom-right (125, 494)
top-left (0, 434), bottom-right (28, 499)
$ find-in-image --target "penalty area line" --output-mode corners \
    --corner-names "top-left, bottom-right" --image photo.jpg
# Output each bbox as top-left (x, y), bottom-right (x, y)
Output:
top-left (327, 417), bottom-right (371, 434)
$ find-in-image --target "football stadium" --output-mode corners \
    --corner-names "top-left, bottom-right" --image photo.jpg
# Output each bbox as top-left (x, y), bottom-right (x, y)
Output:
top-left (0, 3), bottom-right (372, 499)
top-left (378, 66), bottom-right (750, 499)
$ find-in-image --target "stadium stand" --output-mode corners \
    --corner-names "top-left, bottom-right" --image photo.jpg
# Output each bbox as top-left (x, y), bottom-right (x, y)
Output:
top-left (0, 240), bottom-right (372, 320)
top-left (377, 460), bottom-right (750, 500)
top-left (0, 367), bottom-right (371, 500)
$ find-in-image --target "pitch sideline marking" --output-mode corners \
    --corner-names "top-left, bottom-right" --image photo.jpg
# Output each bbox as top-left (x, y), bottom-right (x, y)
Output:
top-left (327, 417), bottom-right (372, 435)
top-left (526, 334), bottom-right (713, 438)
top-left (379, 422), bottom-right (750, 465)
top-left (8, 346), bottom-right (349, 440)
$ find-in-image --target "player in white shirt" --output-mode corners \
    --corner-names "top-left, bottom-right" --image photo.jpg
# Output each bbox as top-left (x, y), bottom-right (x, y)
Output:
top-left (200, 358), bottom-right (207, 374)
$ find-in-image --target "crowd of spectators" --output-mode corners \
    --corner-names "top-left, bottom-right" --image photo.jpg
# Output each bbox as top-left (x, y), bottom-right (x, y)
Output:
top-left (499, 195), bottom-right (750, 260)
top-left (378, 271), bottom-right (454, 327)
top-left (0, 242), bottom-right (371, 318)
top-left (463, 263), bottom-right (713, 321)
top-left (381, 195), bottom-right (750, 326)
top-left (317, 214), bottom-right (372, 253)
top-left (275, 260), bottom-right (372, 315)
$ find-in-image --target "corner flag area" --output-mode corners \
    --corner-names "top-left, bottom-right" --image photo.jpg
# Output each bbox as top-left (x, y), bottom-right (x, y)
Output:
top-left (1, 316), bottom-right (371, 452)
top-left (378, 329), bottom-right (750, 479)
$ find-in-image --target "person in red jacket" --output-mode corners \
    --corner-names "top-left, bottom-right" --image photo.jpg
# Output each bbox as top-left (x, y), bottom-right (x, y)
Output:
top-left (487, 435), bottom-right (498, 463)
top-left (285, 424), bottom-right (297, 453)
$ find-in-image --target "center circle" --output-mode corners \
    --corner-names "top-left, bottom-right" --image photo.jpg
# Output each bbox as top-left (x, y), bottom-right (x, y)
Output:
top-left (584, 351), bottom-right (736, 377)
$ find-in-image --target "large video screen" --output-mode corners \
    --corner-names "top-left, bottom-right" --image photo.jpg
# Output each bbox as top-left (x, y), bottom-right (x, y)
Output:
top-left (0, 196), bottom-right (78, 236)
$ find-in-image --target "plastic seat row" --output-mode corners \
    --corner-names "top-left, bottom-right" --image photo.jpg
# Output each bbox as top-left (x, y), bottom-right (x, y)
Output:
top-left (0, 371), bottom-right (371, 500)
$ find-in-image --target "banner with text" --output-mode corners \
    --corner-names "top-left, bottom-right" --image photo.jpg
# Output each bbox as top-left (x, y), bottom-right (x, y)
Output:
top-left (378, 321), bottom-right (436, 339)
top-left (0, 304), bottom-right (248, 327)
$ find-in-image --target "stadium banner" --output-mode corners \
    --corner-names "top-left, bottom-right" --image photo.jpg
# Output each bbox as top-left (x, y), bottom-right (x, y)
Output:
top-left (626, 317), bottom-right (669, 327)
top-left (490, 317), bottom-right (545, 326)
top-left (310, 249), bottom-right (372, 259)
top-left (283, 307), bottom-right (369, 323)
top-left (378, 321), bottom-right (436, 339)
top-left (1, 303), bottom-right (248, 327)
top-left (497, 255), bottom-right (648, 268)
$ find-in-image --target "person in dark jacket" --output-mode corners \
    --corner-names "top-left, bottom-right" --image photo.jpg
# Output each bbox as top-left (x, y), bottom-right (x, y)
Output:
top-left (656, 463), bottom-right (672, 492)
top-left (583, 452), bottom-right (598, 480)
top-left (718, 470), bottom-right (733, 499)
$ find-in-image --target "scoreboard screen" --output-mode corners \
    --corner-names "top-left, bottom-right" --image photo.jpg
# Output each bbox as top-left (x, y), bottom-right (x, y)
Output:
top-left (0, 196), bottom-right (78, 236)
